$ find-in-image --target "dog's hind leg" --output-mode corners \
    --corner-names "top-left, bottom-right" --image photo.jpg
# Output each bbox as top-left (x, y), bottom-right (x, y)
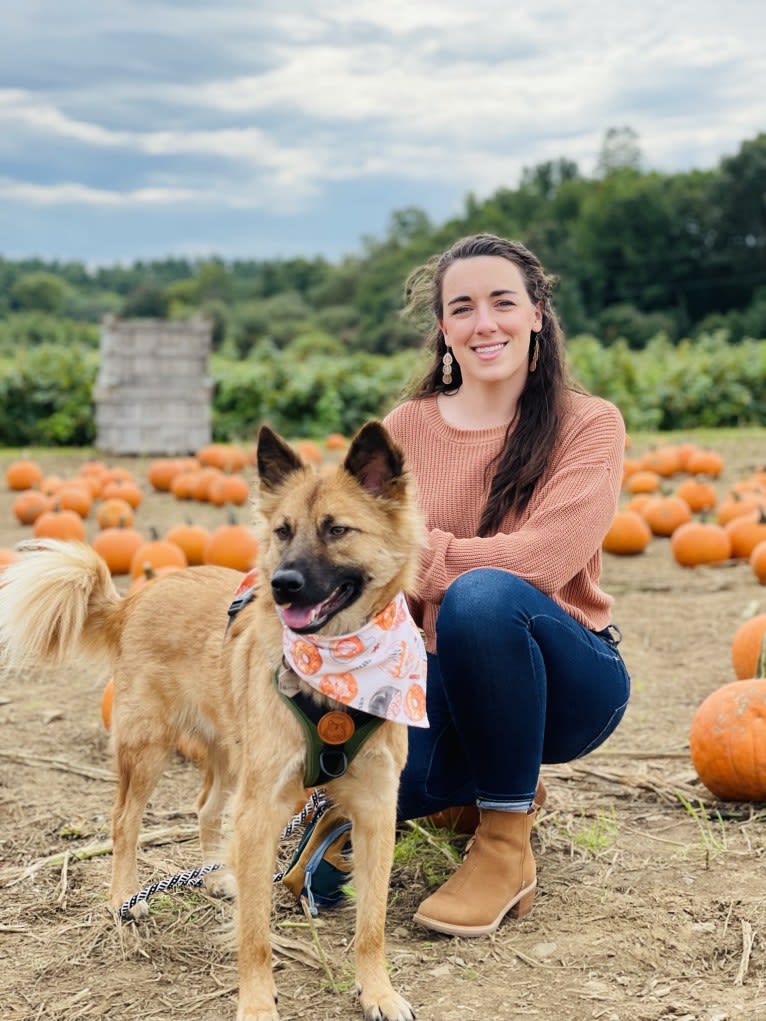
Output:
top-left (341, 771), bottom-right (415, 1021)
top-left (196, 751), bottom-right (237, 900)
top-left (110, 736), bottom-right (173, 919)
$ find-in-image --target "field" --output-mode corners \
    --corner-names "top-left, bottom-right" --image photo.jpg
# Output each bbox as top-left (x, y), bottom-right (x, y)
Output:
top-left (1, 430), bottom-right (766, 1021)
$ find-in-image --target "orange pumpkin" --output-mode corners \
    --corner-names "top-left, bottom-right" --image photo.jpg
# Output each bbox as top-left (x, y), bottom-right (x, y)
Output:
top-left (640, 446), bottom-right (682, 478)
top-left (147, 458), bottom-right (184, 492)
top-left (129, 536), bottom-right (188, 579)
top-left (642, 495), bottom-right (692, 537)
top-left (164, 522), bottom-right (211, 566)
top-left (750, 540), bottom-right (766, 586)
top-left (129, 563), bottom-right (184, 590)
top-left (715, 492), bottom-right (763, 527)
top-left (33, 508), bottom-right (86, 542)
top-left (725, 508), bottom-right (766, 559)
top-left (674, 478), bottom-right (717, 514)
top-left (324, 433), bottom-right (349, 451)
top-left (685, 448), bottom-right (725, 478)
top-left (101, 479), bottom-right (143, 509)
top-left (101, 679), bottom-right (114, 729)
top-left (689, 679), bottom-right (766, 800)
top-left (670, 520), bottom-right (731, 567)
top-left (602, 510), bottom-right (652, 555)
top-left (294, 440), bottom-right (323, 465)
top-left (207, 473), bottom-right (250, 507)
top-left (96, 497), bottom-right (136, 530)
top-left (5, 458), bottom-right (44, 491)
top-left (55, 484), bottom-right (93, 519)
top-left (624, 470), bottom-right (662, 495)
top-left (731, 615), bottom-right (766, 680)
top-left (91, 526), bottom-right (146, 575)
top-left (12, 489), bottom-right (52, 525)
top-left (203, 521), bottom-right (259, 572)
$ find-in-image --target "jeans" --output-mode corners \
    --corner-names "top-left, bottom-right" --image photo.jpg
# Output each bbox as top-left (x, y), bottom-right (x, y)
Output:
top-left (397, 568), bottom-right (631, 819)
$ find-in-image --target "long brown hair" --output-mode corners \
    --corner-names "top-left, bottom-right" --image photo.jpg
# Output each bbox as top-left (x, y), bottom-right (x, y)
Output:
top-left (403, 233), bottom-right (577, 537)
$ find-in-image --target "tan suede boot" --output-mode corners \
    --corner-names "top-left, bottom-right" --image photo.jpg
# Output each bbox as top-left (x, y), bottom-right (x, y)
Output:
top-left (413, 808), bottom-right (538, 937)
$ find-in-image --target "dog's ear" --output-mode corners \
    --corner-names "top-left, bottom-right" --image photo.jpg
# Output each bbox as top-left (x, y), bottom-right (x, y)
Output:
top-left (256, 425), bottom-right (305, 491)
top-left (343, 421), bottom-right (405, 496)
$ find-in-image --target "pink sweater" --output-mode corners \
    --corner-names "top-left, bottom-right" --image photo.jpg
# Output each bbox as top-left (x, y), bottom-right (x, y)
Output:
top-left (384, 391), bottom-right (625, 652)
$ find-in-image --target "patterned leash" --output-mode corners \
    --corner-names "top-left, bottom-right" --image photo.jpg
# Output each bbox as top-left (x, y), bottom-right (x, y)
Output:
top-left (118, 788), bottom-right (330, 922)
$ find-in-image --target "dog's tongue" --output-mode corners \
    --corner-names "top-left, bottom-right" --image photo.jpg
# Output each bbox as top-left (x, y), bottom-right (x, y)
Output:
top-left (281, 604), bottom-right (318, 630)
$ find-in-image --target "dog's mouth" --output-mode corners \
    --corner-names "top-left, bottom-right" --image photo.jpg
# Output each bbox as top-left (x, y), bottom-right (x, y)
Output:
top-left (277, 581), bottom-right (360, 634)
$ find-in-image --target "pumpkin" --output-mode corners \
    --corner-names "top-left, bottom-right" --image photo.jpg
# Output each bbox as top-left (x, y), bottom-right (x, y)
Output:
top-left (641, 495), bottom-right (692, 537)
top-left (0, 547), bottom-right (22, 574)
top-left (725, 507), bottom-right (766, 559)
top-left (101, 479), bottom-right (143, 509)
top-left (670, 520), bottom-right (731, 567)
top-left (5, 458), bottom-right (44, 491)
top-left (147, 458), bottom-right (184, 492)
top-left (170, 471), bottom-right (198, 500)
top-left (624, 470), bottom-right (662, 495)
top-left (675, 442), bottom-right (700, 472)
top-left (100, 466), bottom-right (136, 486)
top-left (196, 443), bottom-right (249, 472)
top-left (164, 522), bottom-right (211, 565)
top-left (12, 489), bottom-right (52, 525)
top-left (602, 510), bottom-right (652, 555)
top-left (294, 440), bottom-right (323, 465)
top-left (33, 508), bottom-right (86, 542)
top-left (640, 446), bottom-right (682, 477)
top-left (674, 478), bottom-right (717, 514)
top-left (203, 521), bottom-right (259, 572)
top-left (207, 473), bottom-right (250, 507)
top-left (101, 679), bottom-right (114, 729)
top-left (324, 433), bottom-right (349, 451)
top-left (731, 615), bottom-right (766, 680)
top-left (129, 563), bottom-right (184, 590)
top-left (91, 526), bottom-right (146, 575)
top-left (623, 493), bottom-right (655, 516)
top-left (750, 540), bottom-right (766, 586)
top-left (55, 484), bottom-right (93, 519)
top-left (129, 535), bottom-right (188, 579)
top-left (190, 467), bottom-right (223, 502)
top-left (685, 448), bottom-right (725, 478)
top-left (96, 497), bottom-right (136, 530)
top-left (689, 678), bottom-right (766, 800)
top-left (715, 492), bottom-right (763, 527)
top-left (40, 474), bottom-right (66, 496)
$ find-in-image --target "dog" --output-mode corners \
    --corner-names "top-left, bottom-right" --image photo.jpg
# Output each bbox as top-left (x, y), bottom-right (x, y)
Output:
top-left (0, 421), bottom-right (423, 1021)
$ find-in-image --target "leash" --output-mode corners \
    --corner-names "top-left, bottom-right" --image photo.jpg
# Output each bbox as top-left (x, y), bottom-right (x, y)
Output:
top-left (118, 787), bottom-right (330, 922)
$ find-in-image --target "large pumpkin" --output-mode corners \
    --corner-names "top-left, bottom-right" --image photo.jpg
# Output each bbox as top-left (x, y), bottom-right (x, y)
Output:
top-left (689, 679), bottom-right (766, 800)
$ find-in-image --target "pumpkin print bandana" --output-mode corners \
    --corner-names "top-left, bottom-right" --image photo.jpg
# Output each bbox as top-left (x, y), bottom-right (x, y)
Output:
top-left (281, 592), bottom-right (429, 728)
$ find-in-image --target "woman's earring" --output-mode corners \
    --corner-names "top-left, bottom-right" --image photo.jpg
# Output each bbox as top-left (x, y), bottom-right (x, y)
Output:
top-left (442, 348), bottom-right (454, 386)
top-left (529, 335), bottom-right (540, 373)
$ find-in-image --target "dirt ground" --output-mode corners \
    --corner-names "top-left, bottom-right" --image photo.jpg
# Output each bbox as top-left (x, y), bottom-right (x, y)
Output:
top-left (1, 433), bottom-right (766, 1021)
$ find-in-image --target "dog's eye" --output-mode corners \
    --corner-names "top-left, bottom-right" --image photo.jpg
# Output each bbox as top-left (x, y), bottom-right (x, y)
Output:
top-left (328, 524), bottom-right (349, 538)
top-left (274, 524), bottom-right (291, 540)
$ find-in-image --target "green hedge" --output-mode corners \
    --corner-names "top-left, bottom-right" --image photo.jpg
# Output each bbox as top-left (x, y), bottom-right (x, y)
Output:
top-left (0, 332), bottom-right (763, 447)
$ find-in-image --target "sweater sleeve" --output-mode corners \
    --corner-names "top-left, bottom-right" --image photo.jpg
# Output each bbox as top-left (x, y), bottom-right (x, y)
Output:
top-left (416, 402), bottom-right (625, 604)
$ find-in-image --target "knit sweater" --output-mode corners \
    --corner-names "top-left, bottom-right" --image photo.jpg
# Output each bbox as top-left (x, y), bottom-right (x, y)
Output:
top-left (383, 391), bottom-right (625, 653)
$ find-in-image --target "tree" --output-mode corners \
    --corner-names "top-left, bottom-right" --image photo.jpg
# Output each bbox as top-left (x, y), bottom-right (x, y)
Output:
top-left (11, 272), bottom-right (67, 314)
top-left (595, 127), bottom-right (643, 177)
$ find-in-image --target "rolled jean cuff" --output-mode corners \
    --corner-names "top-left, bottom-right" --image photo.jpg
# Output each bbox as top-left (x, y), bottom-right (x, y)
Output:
top-left (477, 797), bottom-right (534, 813)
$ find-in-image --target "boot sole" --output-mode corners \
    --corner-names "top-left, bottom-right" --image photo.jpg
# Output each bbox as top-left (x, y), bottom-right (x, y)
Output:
top-left (412, 879), bottom-right (537, 938)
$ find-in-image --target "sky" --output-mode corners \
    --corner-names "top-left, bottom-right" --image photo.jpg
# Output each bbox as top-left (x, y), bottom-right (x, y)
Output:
top-left (1, 0), bottom-right (764, 268)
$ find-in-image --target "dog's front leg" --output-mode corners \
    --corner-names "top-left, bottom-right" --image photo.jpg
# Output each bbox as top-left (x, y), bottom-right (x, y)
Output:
top-left (232, 774), bottom-right (289, 1021)
top-left (347, 778), bottom-right (415, 1021)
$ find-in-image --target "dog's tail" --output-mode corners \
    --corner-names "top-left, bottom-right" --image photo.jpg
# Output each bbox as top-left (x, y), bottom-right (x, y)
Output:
top-left (0, 538), bottom-right (123, 671)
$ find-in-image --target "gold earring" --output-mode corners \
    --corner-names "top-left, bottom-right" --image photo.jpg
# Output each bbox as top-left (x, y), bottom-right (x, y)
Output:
top-left (529, 335), bottom-right (539, 373)
top-left (442, 348), bottom-right (454, 386)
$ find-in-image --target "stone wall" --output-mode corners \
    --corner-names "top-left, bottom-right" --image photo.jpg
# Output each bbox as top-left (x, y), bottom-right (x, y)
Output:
top-left (94, 316), bottom-right (213, 455)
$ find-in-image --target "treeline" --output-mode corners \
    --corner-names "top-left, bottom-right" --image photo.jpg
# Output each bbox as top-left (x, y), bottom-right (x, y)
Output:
top-left (1, 129), bottom-right (764, 357)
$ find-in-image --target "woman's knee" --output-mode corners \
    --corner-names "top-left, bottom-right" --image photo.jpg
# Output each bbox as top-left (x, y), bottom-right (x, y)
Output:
top-left (438, 568), bottom-right (532, 640)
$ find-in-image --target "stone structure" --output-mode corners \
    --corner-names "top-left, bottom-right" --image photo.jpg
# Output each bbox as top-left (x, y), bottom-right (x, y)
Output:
top-left (94, 316), bottom-right (213, 455)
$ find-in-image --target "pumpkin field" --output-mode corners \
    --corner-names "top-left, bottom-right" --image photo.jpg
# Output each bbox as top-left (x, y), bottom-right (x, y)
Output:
top-left (2, 428), bottom-right (766, 1021)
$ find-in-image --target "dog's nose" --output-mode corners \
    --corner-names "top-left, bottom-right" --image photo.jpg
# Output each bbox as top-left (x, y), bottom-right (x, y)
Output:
top-left (271, 569), bottom-right (305, 603)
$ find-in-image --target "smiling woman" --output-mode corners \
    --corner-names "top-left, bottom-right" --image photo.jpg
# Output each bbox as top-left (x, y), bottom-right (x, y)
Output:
top-left (383, 233), bottom-right (631, 939)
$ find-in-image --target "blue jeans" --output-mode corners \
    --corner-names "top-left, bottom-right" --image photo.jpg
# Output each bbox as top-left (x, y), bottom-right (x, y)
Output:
top-left (397, 569), bottom-right (631, 819)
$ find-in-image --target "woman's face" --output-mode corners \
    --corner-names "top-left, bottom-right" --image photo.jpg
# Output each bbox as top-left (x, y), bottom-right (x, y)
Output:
top-left (439, 255), bottom-right (542, 390)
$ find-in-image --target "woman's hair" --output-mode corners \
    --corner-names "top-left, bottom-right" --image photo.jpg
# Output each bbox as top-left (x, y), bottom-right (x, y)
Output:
top-left (403, 233), bottom-right (577, 537)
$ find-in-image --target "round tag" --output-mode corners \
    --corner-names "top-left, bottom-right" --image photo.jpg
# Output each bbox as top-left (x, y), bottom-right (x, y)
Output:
top-left (317, 710), bottom-right (356, 745)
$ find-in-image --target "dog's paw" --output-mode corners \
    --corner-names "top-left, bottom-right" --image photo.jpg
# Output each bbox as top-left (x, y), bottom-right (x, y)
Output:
top-left (110, 898), bottom-right (150, 923)
top-left (358, 988), bottom-right (415, 1021)
top-left (204, 869), bottom-right (237, 900)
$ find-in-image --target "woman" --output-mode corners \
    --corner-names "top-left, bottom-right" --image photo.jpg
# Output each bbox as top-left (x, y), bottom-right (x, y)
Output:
top-left (383, 233), bottom-right (630, 938)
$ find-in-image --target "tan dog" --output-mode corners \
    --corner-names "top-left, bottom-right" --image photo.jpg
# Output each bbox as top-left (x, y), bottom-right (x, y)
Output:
top-left (0, 421), bottom-right (422, 1021)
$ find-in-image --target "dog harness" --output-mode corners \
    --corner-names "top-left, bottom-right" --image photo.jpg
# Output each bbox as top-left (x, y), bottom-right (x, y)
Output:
top-left (225, 570), bottom-right (384, 787)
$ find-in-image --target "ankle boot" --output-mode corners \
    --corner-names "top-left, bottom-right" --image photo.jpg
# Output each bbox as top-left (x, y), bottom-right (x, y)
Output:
top-left (413, 808), bottom-right (537, 937)
top-left (426, 779), bottom-right (547, 836)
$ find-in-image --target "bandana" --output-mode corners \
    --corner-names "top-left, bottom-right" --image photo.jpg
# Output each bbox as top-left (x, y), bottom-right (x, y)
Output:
top-left (281, 592), bottom-right (429, 728)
